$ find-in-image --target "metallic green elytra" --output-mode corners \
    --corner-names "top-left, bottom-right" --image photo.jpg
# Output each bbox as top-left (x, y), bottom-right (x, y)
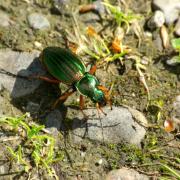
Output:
top-left (41, 47), bottom-right (86, 85)
top-left (41, 47), bottom-right (106, 104)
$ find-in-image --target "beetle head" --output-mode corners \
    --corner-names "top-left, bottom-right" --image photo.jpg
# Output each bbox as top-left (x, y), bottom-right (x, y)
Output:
top-left (93, 88), bottom-right (106, 106)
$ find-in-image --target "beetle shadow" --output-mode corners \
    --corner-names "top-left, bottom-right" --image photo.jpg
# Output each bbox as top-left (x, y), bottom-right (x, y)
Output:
top-left (6, 56), bottom-right (68, 127)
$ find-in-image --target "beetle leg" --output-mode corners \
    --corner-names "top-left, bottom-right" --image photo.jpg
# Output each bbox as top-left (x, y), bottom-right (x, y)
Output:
top-left (80, 95), bottom-right (88, 120)
top-left (96, 103), bottom-right (107, 116)
top-left (29, 75), bottom-right (60, 84)
top-left (97, 85), bottom-right (112, 110)
top-left (89, 64), bottom-right (97, 75)
top-left (52, 88), bottom-right (75, 109)
top-left (80, 95), bottom-right (84, 110)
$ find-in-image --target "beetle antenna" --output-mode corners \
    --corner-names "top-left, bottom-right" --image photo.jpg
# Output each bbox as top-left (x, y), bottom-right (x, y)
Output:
top-left (0, 68), bottom-right (29, 80)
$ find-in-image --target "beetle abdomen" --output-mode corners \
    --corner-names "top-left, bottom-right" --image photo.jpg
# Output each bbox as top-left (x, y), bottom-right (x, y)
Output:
top-left (41, 47), bottom-right (86, 85)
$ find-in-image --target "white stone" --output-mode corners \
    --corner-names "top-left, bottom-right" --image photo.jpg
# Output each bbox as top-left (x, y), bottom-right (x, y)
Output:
top-left (152, 0), bottom-right (180, 24)
top-left (147, 10), bottom-right (165, 29)
top-left (28, 13), bottom-right (50, 30)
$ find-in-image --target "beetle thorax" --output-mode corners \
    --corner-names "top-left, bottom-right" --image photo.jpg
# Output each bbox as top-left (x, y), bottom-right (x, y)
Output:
top-left (75, 73), bottom-right (105, 102)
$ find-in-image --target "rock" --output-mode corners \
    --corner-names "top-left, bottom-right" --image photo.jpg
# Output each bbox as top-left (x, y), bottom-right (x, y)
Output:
top-left (80, 12), bottom-right (101, 25)
top-left (27, 13), bottom-right (50, 30)
top-left (141, 56), bottom-right (150, 65)
top-left (51, 0), bottom-right (70, 15)
top-left (26, 101), bottom-right (40, 115)
top-left (45, 109), bottom-right (63, 130)
top-left (173, 95), bottom-right (180, 118)
top-left (152, 0), bottom-right (180, 24)
top-left (45, 127), bottom-right (60, 137)
top-left (0, 11), bottom-right (11, 27)
top-left (0, 49), bottom-right (45, 98)
top-left (72, 106), bottom-right (147, 146)
top-left (147, 10), bottom-right (165, 29)
top-left (105, 167), bottom-right (149, 180)
top-left (166, 56), bottom-right (180, 66)
top-left (175, 17), bottom-right (180, 36)
top-left (93, 0), bottom-right (105, 14)
top-left (152, 32), bottom-right (163, 52)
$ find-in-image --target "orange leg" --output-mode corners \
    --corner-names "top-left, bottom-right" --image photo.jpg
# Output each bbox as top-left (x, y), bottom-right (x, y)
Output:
top-left (29, 75), bottom-right (60, 84)
top-left (52, 89), bottom-right (75, 109)
top-left (96, 103), bottom-right (107, 116)
top-left (79, 95), bottom-right (84, 110)
top-left (79, 95), bottom-right (88, 119)
top-left (89, 64), bottom-right (97, 75)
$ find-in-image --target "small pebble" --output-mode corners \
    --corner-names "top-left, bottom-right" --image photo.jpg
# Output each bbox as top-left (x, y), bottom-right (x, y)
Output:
top-left (93, 0), bottom-right (105, 14)
top-left (80, 152), bottom-right (86, 157)
top-left (28, 13), bottom-right (50, 30)
top-left (147, 10), bottom-right (165, 29)
top-left (105, 167), bottom-right (149, 180)
top-left (166, 56), bottom-right (180, 66)
top-left (0, 11), bottom-right (11, 27)
top-left (26, 102), bottom-right (40, 114)
top-left (34, 41), bottom-right (42, 48)
top-left (141, 56), bottom-right (150, 65)
top-left (97, 159), bottom-right (103, 165)
top-left (144, 31), bottom-right (153, 38)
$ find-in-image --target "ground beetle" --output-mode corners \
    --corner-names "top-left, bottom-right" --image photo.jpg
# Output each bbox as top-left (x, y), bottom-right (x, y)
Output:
top-left (33, 47), bottom-right (111, 116)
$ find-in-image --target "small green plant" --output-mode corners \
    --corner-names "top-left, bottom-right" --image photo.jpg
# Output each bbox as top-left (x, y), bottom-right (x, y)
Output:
top-left (170, 38), bottom-right (180, 64)
top-left (0, 113), bottom-right (63, 178)
top-left (160, 163), bottom-right (180, 179)
top-left (7, 145), bottom-right (31, 172)
top-left (103, 1), bottom-right (140, 33)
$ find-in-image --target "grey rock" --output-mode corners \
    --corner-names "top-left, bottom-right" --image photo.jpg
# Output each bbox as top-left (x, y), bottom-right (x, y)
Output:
top-left (166, 56), bottom-right (180, 66)
top-left (152, 0), bottom-right (180, 24)
top-left (173, 95), bottom-right (180, 118)
top-left (0, 49), bottom-right (45, 98)
top-left (0, 11), bottom-right (11, 27)
top-left (72, 106), bottom-right (147, 146)
top-left (45, 109), bottom-right (63, 130)
top-left (45, 127), bottom-right (59, 137)
top-left (147, 10), bottom-right (165, 29)
top-left (28, 13), bottom-right (50, 30)
top-left (80, 12), bottom-right (101, 25)
top-left (105, 167), bottom-right (149, 180)
top-left (26, 101), bottom-right (40, 114)
top-left (93, 0), bottom-right (105, 14)
top-left (153, 32), bottom-right (163, 52)
top-left (175, 17), bottom-right (180, 36)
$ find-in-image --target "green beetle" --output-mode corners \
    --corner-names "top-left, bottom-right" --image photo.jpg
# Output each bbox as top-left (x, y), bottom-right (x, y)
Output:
top-left (35, 47), bottom-right (111, 115)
